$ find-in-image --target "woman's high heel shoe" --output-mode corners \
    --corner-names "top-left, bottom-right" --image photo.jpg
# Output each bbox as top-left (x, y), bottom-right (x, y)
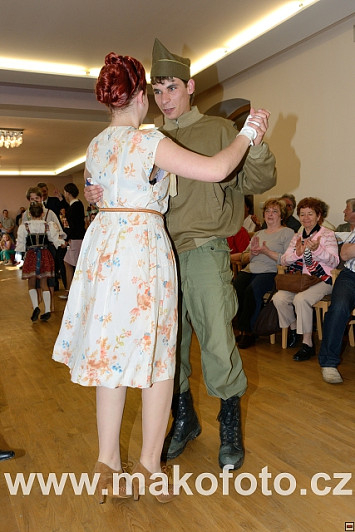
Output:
top-left (93, 461), bottom-right (132, 503)
top-left (131, 462), bottom-right (176, 503)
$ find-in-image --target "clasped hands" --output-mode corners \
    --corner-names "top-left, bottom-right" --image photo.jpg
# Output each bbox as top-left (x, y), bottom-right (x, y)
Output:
top-left (241, 108), bottom-right (270, 146)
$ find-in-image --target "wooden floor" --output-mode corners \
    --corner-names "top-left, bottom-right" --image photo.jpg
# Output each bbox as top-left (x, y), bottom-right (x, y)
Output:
top-left (1, 263), bottom-right (355, 532)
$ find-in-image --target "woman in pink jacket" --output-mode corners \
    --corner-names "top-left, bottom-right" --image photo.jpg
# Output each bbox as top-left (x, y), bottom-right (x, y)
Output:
top-left (272, 197), bottom-right (339, 361)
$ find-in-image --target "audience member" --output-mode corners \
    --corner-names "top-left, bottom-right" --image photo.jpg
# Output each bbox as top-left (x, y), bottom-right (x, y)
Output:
top-left (336, 198), bottom-right (355, 232)
top-left (280, 194), bottom-right (301, 232)
top-left (272, 197), bottom-right (339, 361)
top-left (261, 194), bottom-right (301, 233)
top-left (0, 234), bottom-right (15, 264)
top-left (15, 207), bottom-right (26, 227)
top-left (0, 209), bottom-right (15, 240)
top-left (234, 198), bottom-right (293, 348)
top-left (61, 183), bottom-right (86, 295)
top-left (318, 229), bottom-right (355, 383)
top-left (16, 202), bottom-right (65, 321)
top-left (243, 196), bottom-right (262, 233)
top-left (37, 182), bottom-right (68, 218)
top-left (59, 207), bottom-right (69, 229)
top-left (227, 227), bottom-right (250, 257)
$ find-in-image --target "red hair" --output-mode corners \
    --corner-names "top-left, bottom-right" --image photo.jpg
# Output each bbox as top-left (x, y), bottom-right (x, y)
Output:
top-left (96, 52), bottom-right (147, 109)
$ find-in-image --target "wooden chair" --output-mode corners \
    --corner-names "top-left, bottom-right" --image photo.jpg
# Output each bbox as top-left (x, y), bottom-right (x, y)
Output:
top-left (312, 269), bottom-right (340, 340)
top-left (270, 328), bottom-right (288, 348)
top-left (270, 268), bottom-right (339, 348)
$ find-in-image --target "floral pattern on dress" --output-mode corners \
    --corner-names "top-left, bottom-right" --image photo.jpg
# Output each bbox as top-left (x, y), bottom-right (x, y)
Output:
top-left (53, 127), bottom-right (177, 388)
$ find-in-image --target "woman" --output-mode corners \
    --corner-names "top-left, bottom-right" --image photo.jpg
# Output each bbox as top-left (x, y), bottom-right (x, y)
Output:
top-left (0, 233), bottom-right (15, 264)
top-left (234, 198), bottom-right (294, 348)
top-left (272, 197), bottom-right (339, 361)
top-left (52, 52), bottom-right (267, 503)
top-left (16, 202), bottom-right (65, 321)
top-left (62, 183), bottom-right (86, 294)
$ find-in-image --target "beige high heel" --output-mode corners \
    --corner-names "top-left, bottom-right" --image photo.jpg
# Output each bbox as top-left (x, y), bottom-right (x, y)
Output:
top-left (131, 462), bottom-right (176, 503)
top-left (93, 461), bottom-right (132, 503)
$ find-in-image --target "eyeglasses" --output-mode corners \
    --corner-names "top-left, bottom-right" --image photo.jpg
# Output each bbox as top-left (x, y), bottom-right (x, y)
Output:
top-left (265, 209), bottom-right (280, 214)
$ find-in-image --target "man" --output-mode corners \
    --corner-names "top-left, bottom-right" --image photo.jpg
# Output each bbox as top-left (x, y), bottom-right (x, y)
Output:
top-left (0, 449), bottom-right (14, 462)
top-left (0, 209), bottom-right (15, 240)
top-left (85, 39), bottom-right (276, 470)
top-left (280, 194), bottom-right (301, 232)
top-left (16, 207), bottom-right (26, 226)
top-left (318, 230), bottom-right (355, 383)
top-left (336, 198), bottom-right (355, 232)
top-left (37, 182), bottom-right (68, 218)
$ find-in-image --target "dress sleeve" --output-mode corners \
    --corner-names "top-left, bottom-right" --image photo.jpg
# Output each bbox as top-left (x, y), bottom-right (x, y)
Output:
top-left (15, 225), bottom-right (27, 252)
top-left (47, 222), bottom-right (65, 248)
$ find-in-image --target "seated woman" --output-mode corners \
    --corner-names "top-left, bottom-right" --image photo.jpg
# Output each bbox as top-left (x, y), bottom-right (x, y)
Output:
top-left (272, 197), bottom-right (339, 361)
top-left (0, 234), bottom-right (15, 264)
top-left (234, 198), bottom-right (294, 348)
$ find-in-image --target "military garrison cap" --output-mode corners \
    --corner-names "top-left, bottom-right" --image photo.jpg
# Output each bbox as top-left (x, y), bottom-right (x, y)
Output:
top-left (151, 38), bottom-right (191, 80)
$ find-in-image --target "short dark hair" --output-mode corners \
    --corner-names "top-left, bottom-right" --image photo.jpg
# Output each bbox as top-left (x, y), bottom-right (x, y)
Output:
top-left (37, 182), bottom-right (48, 189)
top-left (151, 75), bottom-right (188, 85)
top-left (280, 193), bottom-right (296, 210)
top-left (297, 197), bottom-right (324, 224)
top-left (64, 183), bottom-right (79, 198)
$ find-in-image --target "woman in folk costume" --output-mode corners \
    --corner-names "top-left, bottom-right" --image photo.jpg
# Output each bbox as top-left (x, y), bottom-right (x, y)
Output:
top-left (53, 51), bottom-right (267, 502)
top-left (16, 202), bottom-right (65, 321)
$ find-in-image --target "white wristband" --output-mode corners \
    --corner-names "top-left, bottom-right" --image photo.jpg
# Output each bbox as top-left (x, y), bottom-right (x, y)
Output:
top-left (237, 114), bottom-right (259, 146)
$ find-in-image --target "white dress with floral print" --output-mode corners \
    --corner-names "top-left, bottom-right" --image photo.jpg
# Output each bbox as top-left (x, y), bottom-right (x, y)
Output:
top-left (53, 127), bottom-right (177, 388)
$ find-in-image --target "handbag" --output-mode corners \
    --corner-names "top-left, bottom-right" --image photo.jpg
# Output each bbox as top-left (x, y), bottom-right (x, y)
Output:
top-left (253, 292), bottom-right (280, 336)
top-left (275, 271), bottom-right (322, 293)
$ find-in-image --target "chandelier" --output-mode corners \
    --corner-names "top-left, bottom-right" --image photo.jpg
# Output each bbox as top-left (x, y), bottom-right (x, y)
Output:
top-left (0, 128), bottom-right (24, 149)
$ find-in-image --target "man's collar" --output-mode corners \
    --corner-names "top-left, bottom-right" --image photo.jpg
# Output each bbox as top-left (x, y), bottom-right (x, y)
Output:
top-left (163, 106), bottom-right (203, 131)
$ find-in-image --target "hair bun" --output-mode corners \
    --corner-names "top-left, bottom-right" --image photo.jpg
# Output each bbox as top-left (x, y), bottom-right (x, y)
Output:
top-left (96, 52), bottom-right (147, 109)
top-left (104, 52), bottom-right (122, 66)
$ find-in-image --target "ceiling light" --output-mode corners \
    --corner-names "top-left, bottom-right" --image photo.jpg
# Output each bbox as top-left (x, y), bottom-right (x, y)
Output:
top-left (0, 128), bottom-right (24, 149)
top-left (191, 0), bottom-right (321, 75)
top-left (0, 57), bottom-right (92, 77)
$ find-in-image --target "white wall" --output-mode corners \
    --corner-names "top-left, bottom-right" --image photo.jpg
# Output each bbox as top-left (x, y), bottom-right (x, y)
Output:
top-left (0, 172), bottom-right (87, 225)
top-left (196, 15), bottom-right (355, 227)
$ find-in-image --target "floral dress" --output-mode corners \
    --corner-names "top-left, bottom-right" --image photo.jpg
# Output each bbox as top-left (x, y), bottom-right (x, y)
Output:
top-left (53, 127), bottom-right (177, 388)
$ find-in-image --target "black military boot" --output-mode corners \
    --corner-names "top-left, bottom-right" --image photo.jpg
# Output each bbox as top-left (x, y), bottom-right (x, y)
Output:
top-left (162, 390), bottom-right (201, 461)
top-left (217, 395), bottom-right (244, 469)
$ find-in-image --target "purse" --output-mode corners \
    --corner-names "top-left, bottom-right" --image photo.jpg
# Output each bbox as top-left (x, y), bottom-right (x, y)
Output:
top-left (253, 292), bottom-right (280, 336)
top-left (275, 271), bottom-right (322, 293)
